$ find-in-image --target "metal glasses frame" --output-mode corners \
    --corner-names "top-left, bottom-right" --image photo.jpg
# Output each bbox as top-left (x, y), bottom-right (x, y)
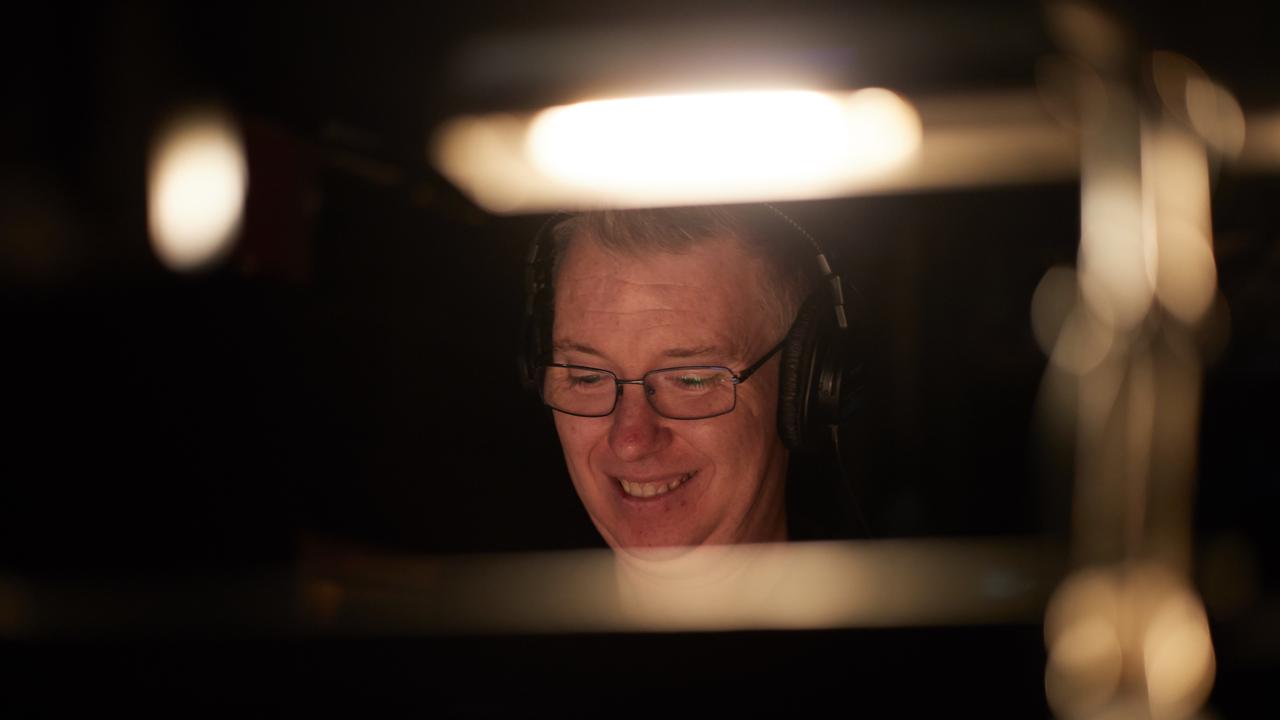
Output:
top-left (537, 340), bottom-right (785, 419)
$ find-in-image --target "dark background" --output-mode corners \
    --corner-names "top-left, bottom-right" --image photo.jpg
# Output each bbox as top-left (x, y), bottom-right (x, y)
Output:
top-left (2, 1), bottom-right (1277, 714)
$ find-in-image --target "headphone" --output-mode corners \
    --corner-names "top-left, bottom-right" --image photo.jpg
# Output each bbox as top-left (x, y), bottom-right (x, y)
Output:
top-left (517, 205), bottom-right (862, 454)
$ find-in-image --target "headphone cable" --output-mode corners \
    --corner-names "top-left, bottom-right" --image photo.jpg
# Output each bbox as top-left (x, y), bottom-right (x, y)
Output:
top-left (829, 424), bottom-right (873, 540)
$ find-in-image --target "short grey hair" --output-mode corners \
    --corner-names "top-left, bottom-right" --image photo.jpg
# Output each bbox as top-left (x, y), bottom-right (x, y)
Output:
top-left (549, 206), bottom-right (813, 341)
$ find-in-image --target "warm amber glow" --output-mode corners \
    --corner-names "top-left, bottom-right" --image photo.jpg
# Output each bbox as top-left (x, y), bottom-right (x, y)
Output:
top-left (1155, 222), bottom-right (1217, 325)
top-left (433, 112), bottom-right (532, 214)
top-left (1044, 565), bottom-right (1216, 720)
top-left (147, 109), bottom-right (247, 272)
top-left (1039, 37), bottom-right (1222, 720)
top-left (1151, 51), bottom-right (1246, 161)
top-left (609, 539), bottom-right (1052, 631)
top-left (1045, 1), bottom-right (1127, 71)
top-left (1045, 616), bottom-right (1125, 716)
top-left (1044, 569), bottom-right (1124, 717)
top-left (1079, 171), bottom-right (1153, 330)
top-left (301, 580), bottom-right (345, 626)
top-left (1143, 592), bottom-right (1216, 719)
top-left (1143, 123), bottom-right (1218, 325)
top-left (1185, 77), bottom-right (1246, 160)
top-left (286, 539), bottom-right (1057, 634)
top-left (1239, 110), bottom-right (1280, 169)
top-left (1031, 266), bottom-right (1076, 358)
top-left (1151, 51), bottom-right (1206, 124)
top-left (1032, 265), bottom-right (1116, 375)
top-left (0, 579), bottom-right (27, 637)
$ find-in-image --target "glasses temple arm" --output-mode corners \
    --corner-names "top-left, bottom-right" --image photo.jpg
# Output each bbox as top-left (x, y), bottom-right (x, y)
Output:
top-left (735, 340), bottom-right (786, 383)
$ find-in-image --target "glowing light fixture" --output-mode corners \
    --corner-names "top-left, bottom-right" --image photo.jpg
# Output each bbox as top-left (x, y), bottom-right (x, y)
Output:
top-left (147, 109), bottom-right (248, 272)
top-left (529, 88), bottom-right (918, 193)
top-left (432, 88), bottom-right (922, 213)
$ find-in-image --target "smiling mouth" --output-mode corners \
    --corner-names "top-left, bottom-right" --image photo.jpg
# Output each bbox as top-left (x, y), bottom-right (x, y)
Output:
top-left (615, 472), bottom-right (696, 499)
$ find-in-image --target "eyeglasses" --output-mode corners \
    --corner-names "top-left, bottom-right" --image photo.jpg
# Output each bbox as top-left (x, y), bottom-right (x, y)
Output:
top-left (536, 341), bottom-right (784, 420)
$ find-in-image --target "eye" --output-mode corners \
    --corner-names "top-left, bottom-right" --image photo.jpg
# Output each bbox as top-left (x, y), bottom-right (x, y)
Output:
top-left (662, 369), bottom-right (728, 392)
top-left (568, 372), bottom-right (608, 389)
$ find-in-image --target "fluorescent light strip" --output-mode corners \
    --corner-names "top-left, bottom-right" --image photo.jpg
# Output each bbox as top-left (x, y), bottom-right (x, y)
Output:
top-left (528, 89), bottom-right (918, 193)
top-left (433, 88), bottom-right (925, 212)
top-left (432, 88), bottom-right (1083, 213)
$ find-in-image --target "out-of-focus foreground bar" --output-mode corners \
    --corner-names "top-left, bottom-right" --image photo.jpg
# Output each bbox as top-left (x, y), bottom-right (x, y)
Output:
top-left (0, 538), bottom-right (1061, 636)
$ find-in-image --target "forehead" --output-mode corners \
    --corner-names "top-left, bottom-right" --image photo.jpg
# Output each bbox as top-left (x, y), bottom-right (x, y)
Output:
top-left (551, 234), bottom-right (772, 360)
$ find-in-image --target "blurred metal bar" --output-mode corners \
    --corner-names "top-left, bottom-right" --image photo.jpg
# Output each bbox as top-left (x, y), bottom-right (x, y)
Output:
top-left (0, 538), bottom-right (1062, 637)
top-left (1039, 3), bottom-right (1221, 717)
top-left (432, 89), bottom-right (1077, 213)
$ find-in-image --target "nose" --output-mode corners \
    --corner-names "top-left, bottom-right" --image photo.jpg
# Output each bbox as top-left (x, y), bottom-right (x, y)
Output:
top-left (607, 381), bottom-right (670, 462)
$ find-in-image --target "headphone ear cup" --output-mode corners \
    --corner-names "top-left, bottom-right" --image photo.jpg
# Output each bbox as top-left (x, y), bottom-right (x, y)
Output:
top-left (519, 214), bottom-right (563, 395)
top-left (517, 311), bottom-right (543, 394)
top-left (778, 294), bottom-right (822, 451)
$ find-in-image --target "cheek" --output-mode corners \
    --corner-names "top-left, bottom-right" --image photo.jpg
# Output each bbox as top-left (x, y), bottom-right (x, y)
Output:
top-left (734, 377), bottom-right (780, 440)
top-left (689, 390), bottom-right (779, 465)
top-left (553, 415), bottom-right (604, 468)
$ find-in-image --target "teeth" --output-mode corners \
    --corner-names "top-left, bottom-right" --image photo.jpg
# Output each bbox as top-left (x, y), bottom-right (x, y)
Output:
top-left (620, 473), bottom-right (693, 498)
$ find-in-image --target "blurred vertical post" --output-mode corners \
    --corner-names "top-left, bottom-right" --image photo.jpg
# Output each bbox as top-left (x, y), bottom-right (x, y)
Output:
top-left (1039, 3), bottom-right (1228, 718)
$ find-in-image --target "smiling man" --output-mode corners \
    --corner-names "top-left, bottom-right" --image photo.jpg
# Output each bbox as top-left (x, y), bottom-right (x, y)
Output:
top-left (530, 206), bottom-right (819, 552)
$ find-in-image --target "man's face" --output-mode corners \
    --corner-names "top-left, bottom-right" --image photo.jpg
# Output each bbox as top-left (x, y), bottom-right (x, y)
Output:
top-left (550, 234), bottom-right (789, 551)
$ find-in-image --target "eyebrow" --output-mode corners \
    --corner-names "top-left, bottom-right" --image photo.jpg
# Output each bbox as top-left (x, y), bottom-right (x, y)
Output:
top-left (663, 345), bottom-right (720, 359)
top-left (553, 341), bottom-right (724, 361)
top-left (553, 340), bottom-right (607, 358)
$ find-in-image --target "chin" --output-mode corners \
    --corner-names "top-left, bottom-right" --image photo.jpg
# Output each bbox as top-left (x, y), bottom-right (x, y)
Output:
top-left (613, 543), bottom-right (699, 562)
top-left (604, 526), bottom-right (705, 553)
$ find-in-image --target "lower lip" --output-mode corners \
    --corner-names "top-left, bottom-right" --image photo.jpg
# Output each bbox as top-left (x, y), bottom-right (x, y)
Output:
top-left (613, 472), bottom-right (697, 504)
